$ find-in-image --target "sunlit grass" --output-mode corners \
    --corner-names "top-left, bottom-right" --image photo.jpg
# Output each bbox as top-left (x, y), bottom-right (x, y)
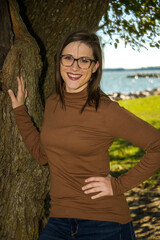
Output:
top-left (118, 95), bottom-right (160, 124)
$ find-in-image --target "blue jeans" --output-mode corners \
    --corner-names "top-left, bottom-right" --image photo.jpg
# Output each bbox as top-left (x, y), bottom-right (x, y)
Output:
top-left (38, 217), bottom-right (136, 240)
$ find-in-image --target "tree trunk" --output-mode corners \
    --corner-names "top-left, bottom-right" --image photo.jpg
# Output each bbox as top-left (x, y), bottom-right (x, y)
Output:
top-left (0, 0), bottom-right (14, 70)
top-left (0, 0), bottom-right (108, 239)
top-left (20, 0), bottom-right (108, 98)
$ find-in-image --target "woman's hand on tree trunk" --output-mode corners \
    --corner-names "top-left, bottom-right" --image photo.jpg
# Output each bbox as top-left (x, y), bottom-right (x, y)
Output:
top-left (8, 76), bottom-right (27, 109)
top-left (82, 174), bottom-right (113, 199)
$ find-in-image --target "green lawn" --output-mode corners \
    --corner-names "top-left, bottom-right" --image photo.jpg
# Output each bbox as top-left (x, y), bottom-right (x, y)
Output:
top-left (109, 95), bottom-right (160, 184)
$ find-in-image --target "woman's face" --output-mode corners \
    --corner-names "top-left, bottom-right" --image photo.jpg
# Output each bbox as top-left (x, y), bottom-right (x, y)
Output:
top-left (60, 41), bottom-right (99, 93)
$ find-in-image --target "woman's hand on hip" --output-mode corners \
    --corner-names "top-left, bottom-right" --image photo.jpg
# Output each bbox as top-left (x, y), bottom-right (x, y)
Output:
top-left (8, 76), bottom-right (27, 109)
top-left (82, 175), bottom-right (113, 199)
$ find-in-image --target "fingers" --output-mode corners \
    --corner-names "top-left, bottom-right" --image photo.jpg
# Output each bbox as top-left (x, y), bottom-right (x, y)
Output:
top-left (82, 181), bottom-right (104, 191)
top-left (19, 76), bottom-right (25, 91)
top-left (82, 176), bottom-right (113, 199)
top-left (17, 76), bottom-right (25, 93)
top-left (8, 89), bottom-right (17, 103)
top-left (85, 176), bottom-right (105, 183)
top-left (25, 89), bottom-right (27, 99)
top-left (83, 186), bottom-right (104, 195)
top-left (8, 76), bottom-right (27, 109)
top-left (91, 192), bottom-right (106, 200)
top-left (82, 181), bottom-right (107, 195)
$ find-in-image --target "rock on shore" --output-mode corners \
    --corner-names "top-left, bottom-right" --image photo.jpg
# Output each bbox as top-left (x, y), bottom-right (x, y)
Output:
top-left (108, 88), bottom-right (160, 101)
top-left (127, 73), bottom-right (160, 78)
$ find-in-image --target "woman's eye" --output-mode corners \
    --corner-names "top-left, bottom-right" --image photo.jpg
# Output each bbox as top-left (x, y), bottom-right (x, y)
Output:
top-left (64, 55), bottom-right (73, 60)
top-left (81, 58), bottom-right (90, 63)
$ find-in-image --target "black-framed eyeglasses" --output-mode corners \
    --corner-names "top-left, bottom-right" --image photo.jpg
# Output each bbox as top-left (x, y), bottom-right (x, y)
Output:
top-left (60, 54), bottom-right (96, 69)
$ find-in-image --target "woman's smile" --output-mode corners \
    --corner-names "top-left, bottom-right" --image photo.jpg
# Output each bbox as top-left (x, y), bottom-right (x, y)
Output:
top-left (67, 72), bottom-right (82, 81)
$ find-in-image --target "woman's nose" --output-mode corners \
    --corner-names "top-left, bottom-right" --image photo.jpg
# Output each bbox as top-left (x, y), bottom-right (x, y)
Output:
top-left (71, 60), bottom-right (80, 70)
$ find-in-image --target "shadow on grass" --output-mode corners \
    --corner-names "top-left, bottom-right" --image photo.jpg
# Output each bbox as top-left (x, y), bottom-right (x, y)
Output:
top-left (110, 138), bottom-right (133, 150)
top-left (110, 148), bottom-right (145, 161)
top-left (110, 169), bottom-right (128, 178)
top-left (126, 177), bottom-right (160, 239)
top-left (109, 138), bottom-right (145, 174)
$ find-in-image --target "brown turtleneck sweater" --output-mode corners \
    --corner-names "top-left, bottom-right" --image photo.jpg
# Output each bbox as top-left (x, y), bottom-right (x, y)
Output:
top-left (13, 88), bottom-right (160, 224)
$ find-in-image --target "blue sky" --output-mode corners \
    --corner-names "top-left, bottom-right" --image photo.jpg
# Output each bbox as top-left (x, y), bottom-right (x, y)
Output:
top-left (102, 39), bottom-right (160, 69)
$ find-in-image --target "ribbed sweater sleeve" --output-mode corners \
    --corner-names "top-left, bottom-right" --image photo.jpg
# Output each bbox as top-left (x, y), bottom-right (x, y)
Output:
top-left (13, 105), bottom-right (48, 165)
top-left (106, 101), bottom-right (160, 196)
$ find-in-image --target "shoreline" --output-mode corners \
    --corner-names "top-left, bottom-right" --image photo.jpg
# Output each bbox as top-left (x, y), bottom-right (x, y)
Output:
top-left (107, 88), bottom-right (160, 101)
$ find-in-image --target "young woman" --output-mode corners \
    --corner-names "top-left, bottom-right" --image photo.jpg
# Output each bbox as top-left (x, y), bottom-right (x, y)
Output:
top-left (8, 30), bottom-right (160, 240)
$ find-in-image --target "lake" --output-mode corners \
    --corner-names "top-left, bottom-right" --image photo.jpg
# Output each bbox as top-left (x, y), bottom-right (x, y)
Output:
top-left (100, 69), bottom-right (160, 94)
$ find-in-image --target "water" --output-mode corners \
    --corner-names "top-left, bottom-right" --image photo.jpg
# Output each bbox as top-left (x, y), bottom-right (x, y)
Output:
top-left (100, 69), bottom-right (160, 94)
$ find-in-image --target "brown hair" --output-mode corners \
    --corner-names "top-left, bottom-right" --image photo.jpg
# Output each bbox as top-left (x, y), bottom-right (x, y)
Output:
top-left (55, 30), bottom-right (103, 112)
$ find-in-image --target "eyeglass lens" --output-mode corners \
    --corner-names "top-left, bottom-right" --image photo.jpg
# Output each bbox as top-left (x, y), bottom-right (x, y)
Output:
top-left (61, 55), bottom-right (92, 69)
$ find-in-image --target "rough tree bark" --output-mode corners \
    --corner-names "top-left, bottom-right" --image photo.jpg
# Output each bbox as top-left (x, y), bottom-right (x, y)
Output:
top-left (0, 0), bottom-right (14, 70)
top-left (0, 0), bottom-right (108, 239)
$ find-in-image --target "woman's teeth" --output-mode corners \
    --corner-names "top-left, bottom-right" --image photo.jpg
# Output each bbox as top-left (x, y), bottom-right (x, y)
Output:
top-left (68, 73), bottom-right (81, 80)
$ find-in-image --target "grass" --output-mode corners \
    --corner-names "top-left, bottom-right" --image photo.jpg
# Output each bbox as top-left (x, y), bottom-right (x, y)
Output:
top-left (109, 95), bottom-right (160, 184)
top-left (118, 95), bottom-right (160, 128)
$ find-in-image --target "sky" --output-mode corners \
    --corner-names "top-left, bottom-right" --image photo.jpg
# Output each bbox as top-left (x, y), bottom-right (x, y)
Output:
top-left (102, 40), bottom-right (160, 69)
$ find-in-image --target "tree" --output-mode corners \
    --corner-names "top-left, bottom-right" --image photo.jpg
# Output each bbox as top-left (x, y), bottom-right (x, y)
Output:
top-left (0, 0), bottom-right (108, 239)
top-left (0, 0), bottom-right (160, 239)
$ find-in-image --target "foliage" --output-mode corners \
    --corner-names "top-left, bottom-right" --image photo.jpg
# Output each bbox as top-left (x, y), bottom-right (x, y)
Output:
top-left (99, 0), bottom-right (160, 50)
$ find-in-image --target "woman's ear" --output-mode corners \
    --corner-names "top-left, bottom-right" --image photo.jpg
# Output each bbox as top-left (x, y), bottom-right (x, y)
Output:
top-left (92, 61), bottom-right (99, 73)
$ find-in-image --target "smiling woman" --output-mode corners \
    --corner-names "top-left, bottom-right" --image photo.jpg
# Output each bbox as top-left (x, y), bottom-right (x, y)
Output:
top-left (8, 30), bottom-right (160, 240)
top-left (55, 31), bottom-right (103, 112)
top-left (60, 41), bottom-right (99, 93)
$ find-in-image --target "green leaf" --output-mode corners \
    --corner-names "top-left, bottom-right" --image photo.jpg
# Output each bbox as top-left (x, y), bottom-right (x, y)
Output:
top-left (114, 42), bottom-right (118, 48)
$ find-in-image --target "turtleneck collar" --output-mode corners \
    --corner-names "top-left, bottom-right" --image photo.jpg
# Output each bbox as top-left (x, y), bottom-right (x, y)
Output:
top-left (64, 87), bottom-right (88, 101)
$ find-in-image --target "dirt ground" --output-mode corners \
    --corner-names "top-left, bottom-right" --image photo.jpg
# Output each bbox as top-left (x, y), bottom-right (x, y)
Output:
top-left (125, 180), bottom-right (160, 240)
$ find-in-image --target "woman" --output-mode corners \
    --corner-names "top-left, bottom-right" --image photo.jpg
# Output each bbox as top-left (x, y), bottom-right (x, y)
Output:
top-left (8, 30), bottom-right (160, 240)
